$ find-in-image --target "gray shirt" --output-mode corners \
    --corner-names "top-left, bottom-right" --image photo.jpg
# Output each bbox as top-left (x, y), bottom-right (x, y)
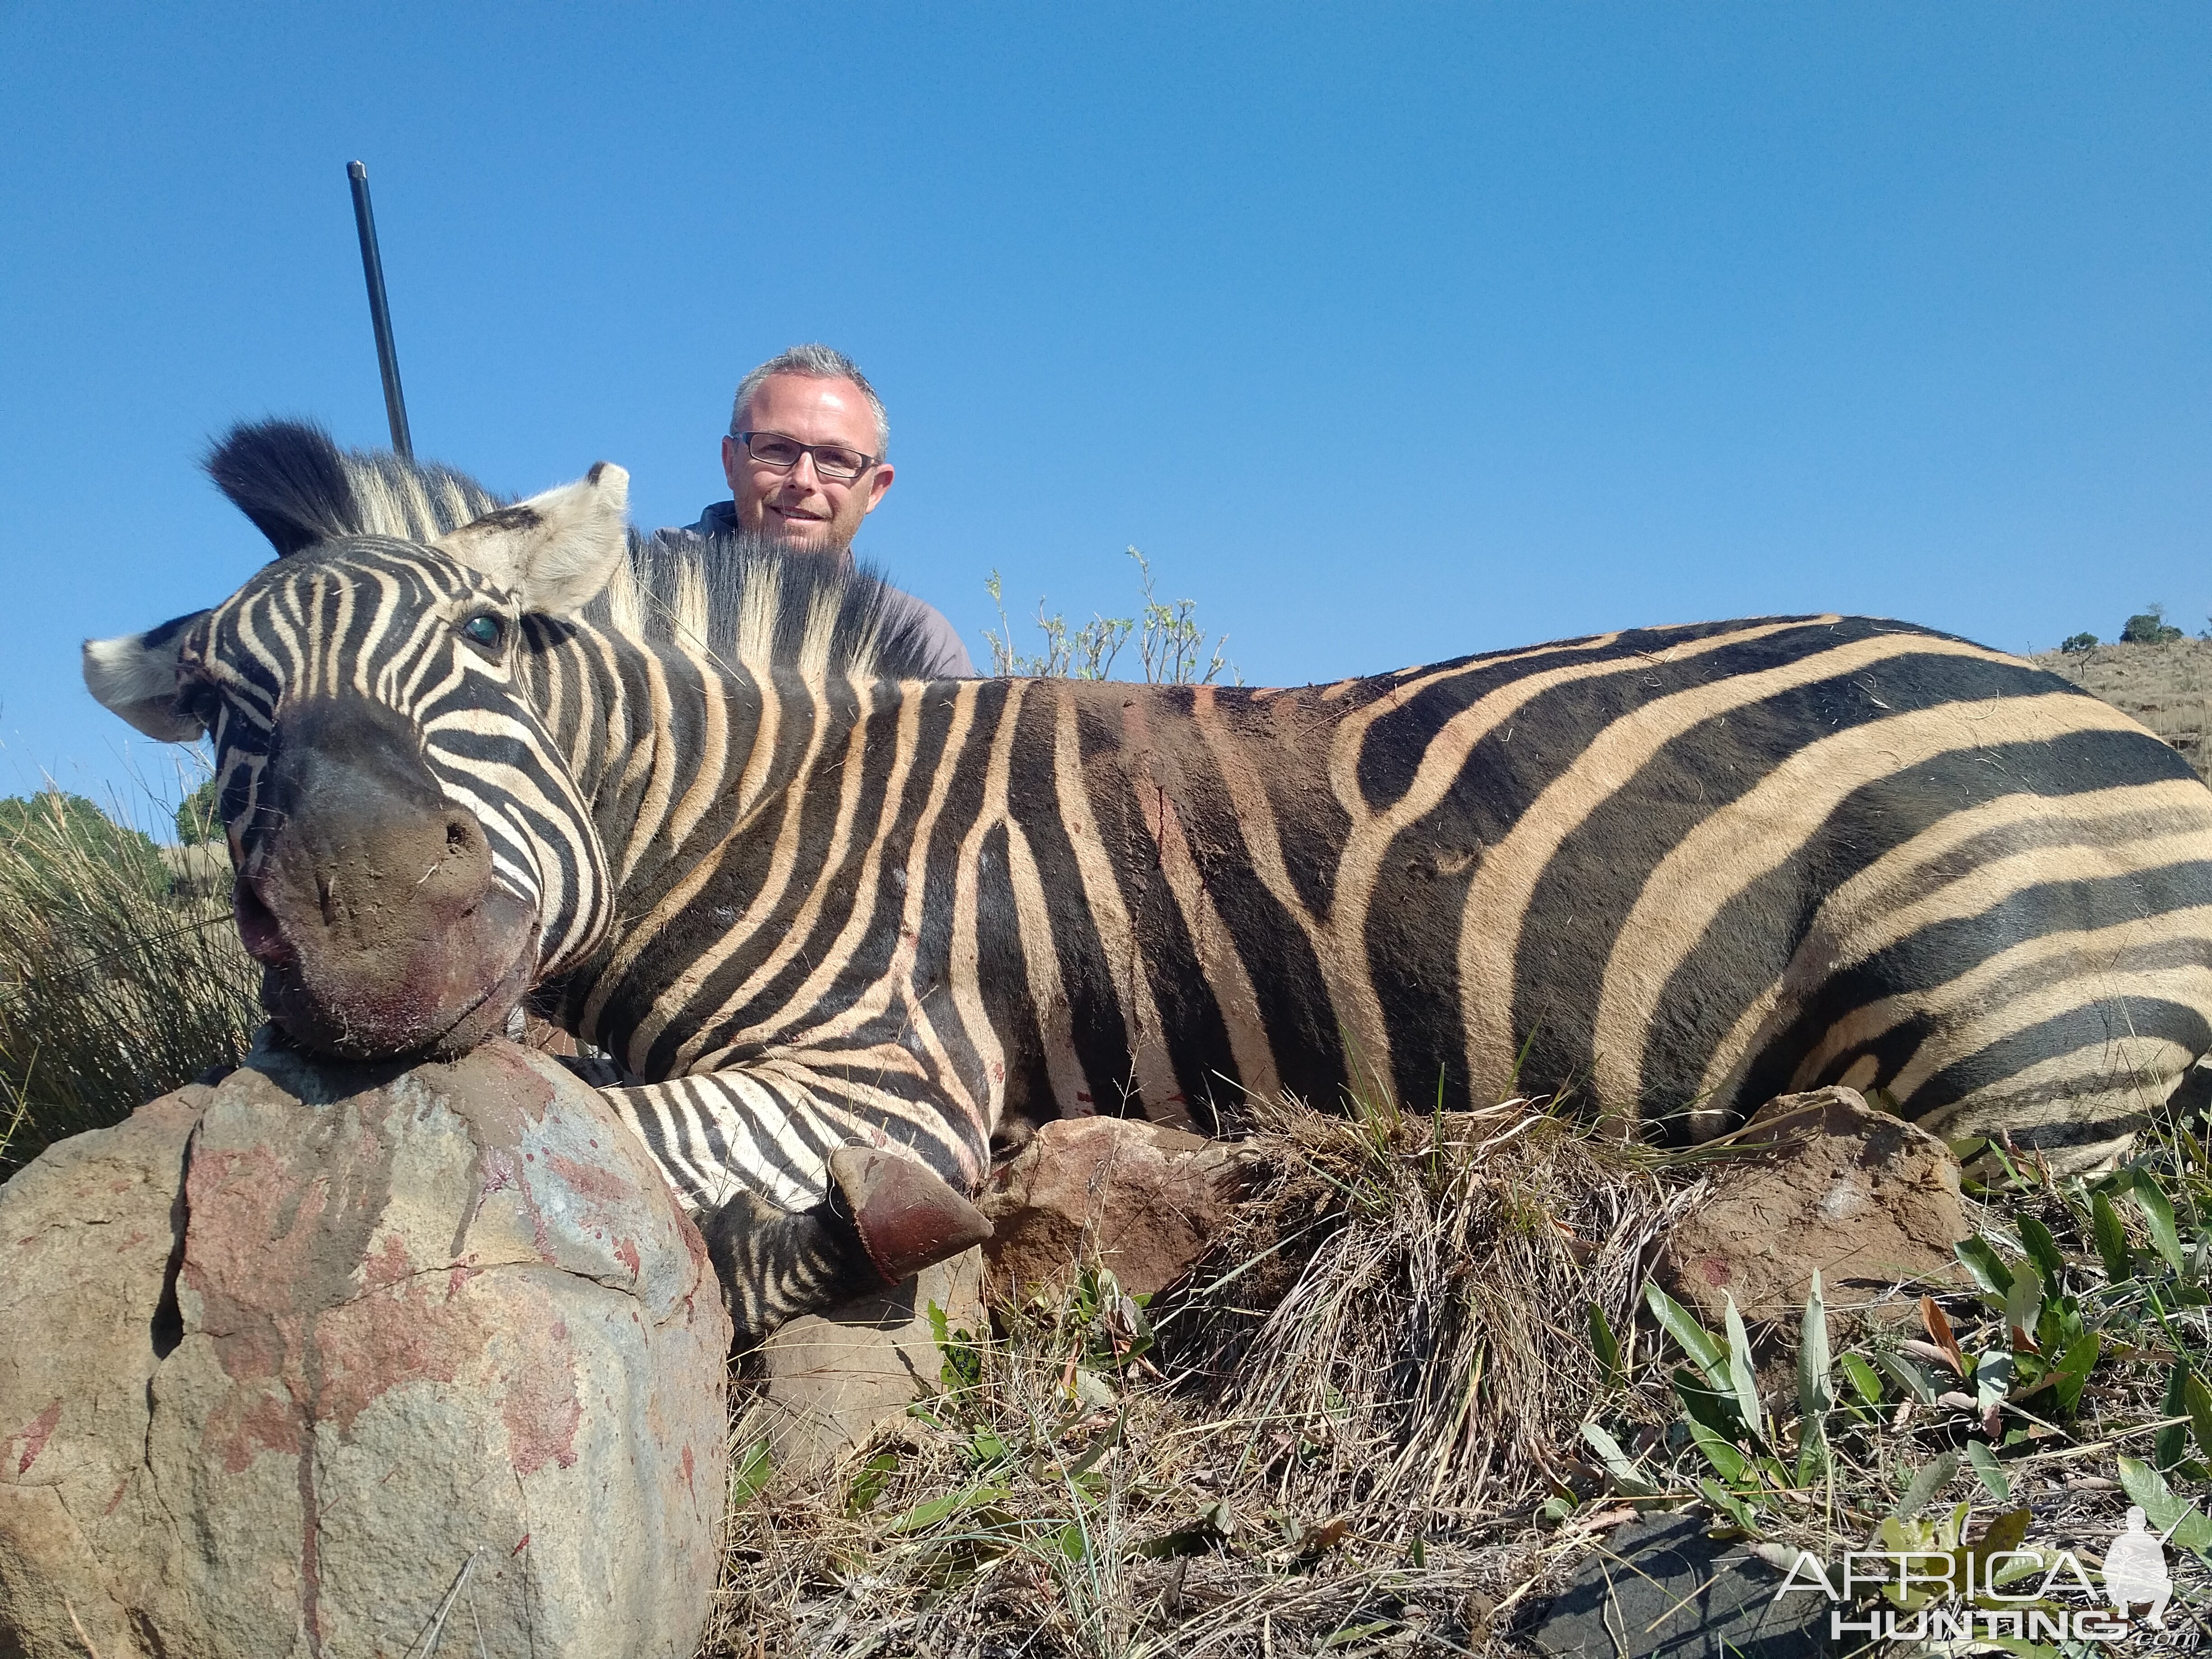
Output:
top-left (654, 502), bottom-right (976, 678)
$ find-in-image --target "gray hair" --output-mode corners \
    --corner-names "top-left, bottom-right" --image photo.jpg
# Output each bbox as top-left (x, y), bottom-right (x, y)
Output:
top-left (729, 344), bottom-right (890, 459)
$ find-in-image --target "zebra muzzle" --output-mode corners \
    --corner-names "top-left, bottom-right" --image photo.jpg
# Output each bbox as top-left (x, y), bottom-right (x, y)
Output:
top-left (239, 695), bottom-right (542, 1061)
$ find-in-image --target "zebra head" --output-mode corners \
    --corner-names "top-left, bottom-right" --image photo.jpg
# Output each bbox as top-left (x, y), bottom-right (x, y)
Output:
top-left (84, 430), bottom-right (629, 1060)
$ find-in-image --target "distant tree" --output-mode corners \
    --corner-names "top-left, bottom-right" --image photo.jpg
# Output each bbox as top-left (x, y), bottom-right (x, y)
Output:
top-left (2121, 602), bottom-right (2184, 646)
top-left (174, 776), bottom-right (221, 846)
top-left (2061, 633), bottom-right (2099, 654)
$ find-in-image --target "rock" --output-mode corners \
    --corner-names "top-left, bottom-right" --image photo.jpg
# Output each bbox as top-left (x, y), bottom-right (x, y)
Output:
top-left (745, 1115), bottom-right (1252, 1479)
top-left (752, 1247), bottom-right (985, 1478)
top-left (979, 1118), bottom-right (1250, 1303)
top-left (1657, 1086), bottom-right (1970, 1324)
top-left (0, 1036), bottom-right (729, 1659)
top-left (0, 1085), bottom-right (203, 1659)
top-left (1524, 1512), bottom-right (1835, 1657)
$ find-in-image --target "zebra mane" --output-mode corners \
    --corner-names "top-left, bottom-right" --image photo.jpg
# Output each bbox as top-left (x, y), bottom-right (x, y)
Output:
top-left (206, 418), bottom-right (501, 552)
top-left (203, 418), bottom-right (939, 679)
top-left (594, 531), bottom-right (938, 681)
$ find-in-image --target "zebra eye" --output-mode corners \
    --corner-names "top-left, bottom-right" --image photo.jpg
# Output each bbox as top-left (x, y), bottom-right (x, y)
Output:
top-left (180, 680), bottom-right (223, 730)
top-left (461, 612), bottom-right (506, 652)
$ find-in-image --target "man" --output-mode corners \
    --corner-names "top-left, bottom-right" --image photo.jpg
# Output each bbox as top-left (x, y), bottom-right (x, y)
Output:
top-left (660, 344), bottom-right (975, 676)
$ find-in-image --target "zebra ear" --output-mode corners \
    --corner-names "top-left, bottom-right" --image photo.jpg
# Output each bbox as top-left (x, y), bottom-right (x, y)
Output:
top-left (434, 462), bottom-right (630, 617)
top-left (83, 615), bottom-right (209, 742)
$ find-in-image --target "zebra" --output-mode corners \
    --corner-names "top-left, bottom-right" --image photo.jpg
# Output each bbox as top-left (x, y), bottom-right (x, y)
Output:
top-left (85, 421), bottom-right (2212, 1340)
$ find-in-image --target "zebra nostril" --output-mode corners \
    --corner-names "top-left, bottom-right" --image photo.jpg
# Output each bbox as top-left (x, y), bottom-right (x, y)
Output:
top-left (446, 818), bottom-right (474, 857)
top-left (233, 878), bottom-right (293, 966)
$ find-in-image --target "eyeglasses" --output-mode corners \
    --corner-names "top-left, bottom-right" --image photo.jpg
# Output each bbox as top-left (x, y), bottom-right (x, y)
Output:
top-left (732, 431), bottom-right (878, 483)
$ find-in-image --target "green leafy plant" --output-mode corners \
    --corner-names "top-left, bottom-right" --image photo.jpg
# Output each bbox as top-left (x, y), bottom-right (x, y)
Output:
top-left (928, 1298), bottom-right (988, 1396)
top-left (2118, 1454), bottom-right (2212, 1549)
top-left (1870, 1496), bottom-right (2039, 1614)
top-left (1945, 1224), bottom-right (2101, 1432)
top-left (1631, 1282), bottom-right (1808, 1529)
top-left (984, 548), bottom-right (1236, 684)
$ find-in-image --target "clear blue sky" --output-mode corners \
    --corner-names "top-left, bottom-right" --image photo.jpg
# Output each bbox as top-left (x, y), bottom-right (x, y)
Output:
top-left (4, 4), bottom-right (2207, 829)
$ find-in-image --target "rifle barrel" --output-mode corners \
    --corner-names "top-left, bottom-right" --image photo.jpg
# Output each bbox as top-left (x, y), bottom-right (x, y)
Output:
top-left (346, 161), bottom-right (413, 459)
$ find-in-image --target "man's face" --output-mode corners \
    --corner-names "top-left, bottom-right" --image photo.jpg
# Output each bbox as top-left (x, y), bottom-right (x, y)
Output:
top-left (721, 374), bottom-right (894, 553)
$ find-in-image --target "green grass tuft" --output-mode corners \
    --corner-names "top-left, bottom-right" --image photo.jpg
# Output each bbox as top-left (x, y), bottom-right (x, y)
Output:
top-left (0, 787), bottom-right (258, 1172)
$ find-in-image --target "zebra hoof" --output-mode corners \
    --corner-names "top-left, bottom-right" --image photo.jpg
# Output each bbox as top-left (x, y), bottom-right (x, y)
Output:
top-left (828, 1146), bottom-right (992, 1286)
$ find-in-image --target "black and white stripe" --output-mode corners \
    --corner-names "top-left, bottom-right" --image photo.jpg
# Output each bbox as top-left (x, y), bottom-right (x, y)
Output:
top-left (86, 425), bottom-right (2212, 1334)
top-left (558, 613), bottom-right (2212, 1196)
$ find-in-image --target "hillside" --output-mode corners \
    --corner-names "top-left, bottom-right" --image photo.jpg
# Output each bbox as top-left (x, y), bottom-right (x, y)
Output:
top-left (2031, 637), bottom-right (2212, 785)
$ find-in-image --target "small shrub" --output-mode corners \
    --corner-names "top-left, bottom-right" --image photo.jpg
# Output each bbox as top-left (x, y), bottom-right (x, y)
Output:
top-left (985, 548), bottom-right (1237, 685)
top-left (174, 775), bottom-right (222, 846)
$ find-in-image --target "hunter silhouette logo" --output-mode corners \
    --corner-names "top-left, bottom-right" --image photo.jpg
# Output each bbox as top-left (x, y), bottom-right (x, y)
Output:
top-left (2104, 1507), bottom-right (2175, 1630)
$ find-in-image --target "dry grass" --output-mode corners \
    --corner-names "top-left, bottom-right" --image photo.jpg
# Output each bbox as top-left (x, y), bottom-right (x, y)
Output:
top-left (0, 788), bottom-right (258, 1172)
top-left (1175, 1095), bottom-right (1690, 1525)
top-left (697, 1086), bottom-right (2212, 1657)
top-left (702, 1097), bottom-right (1692, 1659)
top-left (2035, 637), bottom-right (2212, 784)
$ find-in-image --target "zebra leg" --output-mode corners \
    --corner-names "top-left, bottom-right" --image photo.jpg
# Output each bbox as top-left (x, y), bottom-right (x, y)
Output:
top-left (695, 1144), bottom-right (992, 1348)
top-left (588, 1069), bottom-right (994, 1344)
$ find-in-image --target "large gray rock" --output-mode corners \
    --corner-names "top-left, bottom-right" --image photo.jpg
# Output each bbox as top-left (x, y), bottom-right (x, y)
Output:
top-left (0, 1083), bottom-right (203, 1659)
top-left (0, 1037), bottom-right (729, 1659)
top-left (1525, 1513), bottom-right (1834, 1657)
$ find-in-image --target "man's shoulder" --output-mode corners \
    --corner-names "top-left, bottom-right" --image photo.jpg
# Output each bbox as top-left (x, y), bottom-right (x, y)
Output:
top-left (650, 500), bottom-right (738, 546)
top-left (876, 585), bottom-right (977, 679)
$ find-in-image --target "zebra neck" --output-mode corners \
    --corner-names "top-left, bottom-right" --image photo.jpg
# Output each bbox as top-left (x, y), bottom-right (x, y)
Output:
top-left (538, 623), bottom-right (801, 886)
top-left (566, 659), bottom-right (991, 1066)
top-left (527, 623), bottom-right (923, 1040)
